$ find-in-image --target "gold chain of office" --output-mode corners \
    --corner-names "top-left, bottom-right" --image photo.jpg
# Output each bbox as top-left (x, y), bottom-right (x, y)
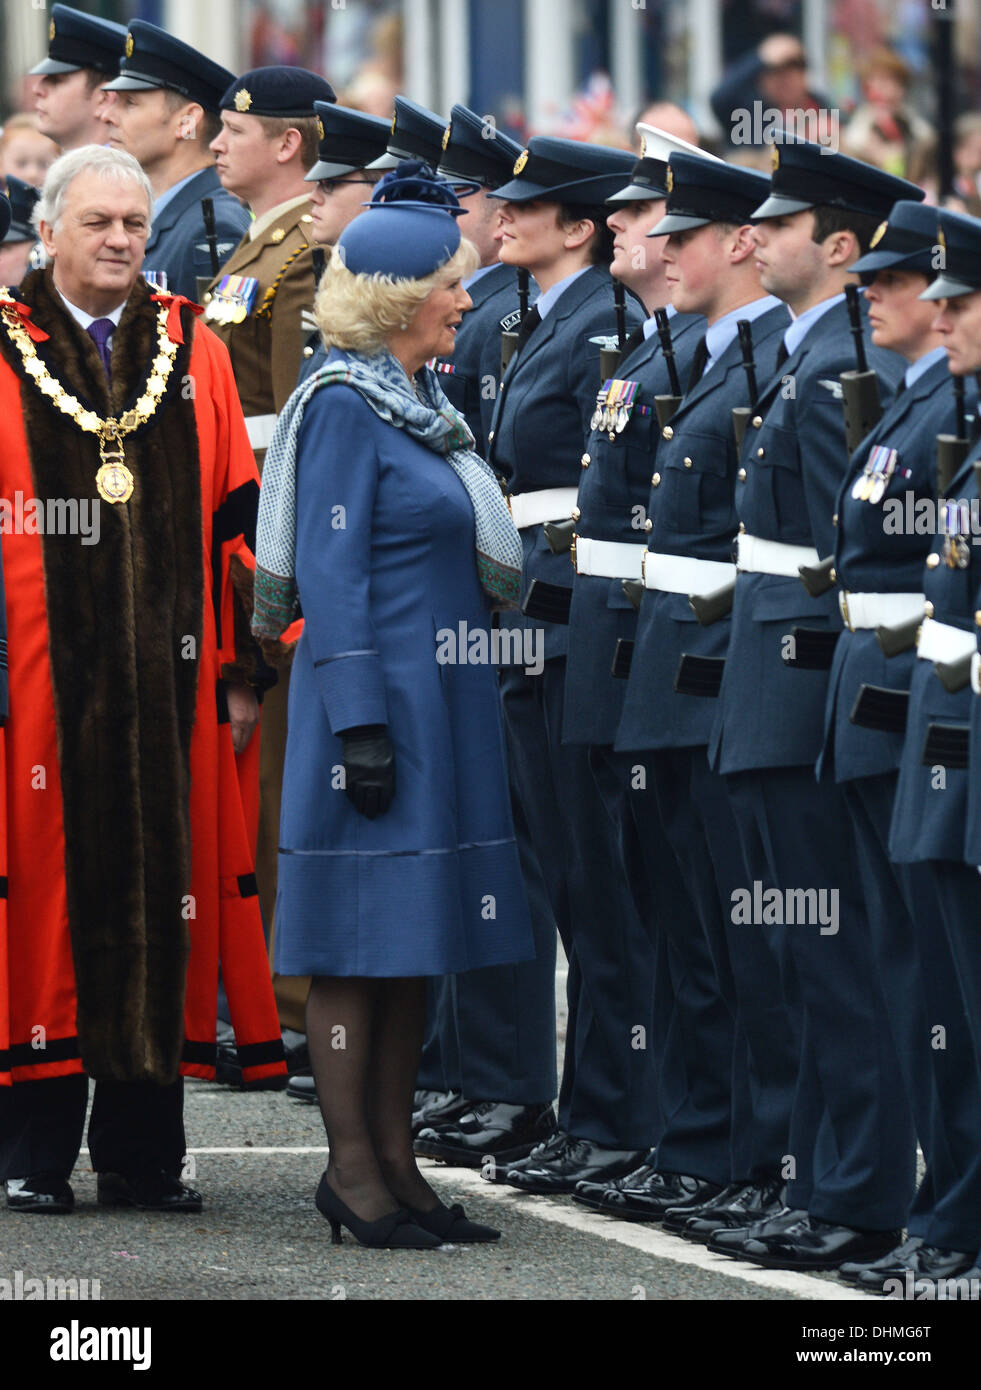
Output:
top-left (0, 293), bottom-right (178, 504)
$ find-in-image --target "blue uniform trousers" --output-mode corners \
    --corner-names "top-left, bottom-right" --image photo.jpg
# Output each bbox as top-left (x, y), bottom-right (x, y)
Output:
top-left (724, 767), bottom-right (915, 1229)
top-left (843, 774), bottom-right (981, 1252)
top-left (500, 658), bottom-right (659, 1149)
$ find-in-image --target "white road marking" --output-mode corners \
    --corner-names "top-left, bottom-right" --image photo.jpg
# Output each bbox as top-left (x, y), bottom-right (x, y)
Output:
top-left (79, 1146), bottom-right (877, 1300)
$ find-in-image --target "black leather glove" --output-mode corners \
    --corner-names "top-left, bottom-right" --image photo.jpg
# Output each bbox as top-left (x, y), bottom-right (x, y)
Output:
top-left (340, 724), bottom-right (396, 820)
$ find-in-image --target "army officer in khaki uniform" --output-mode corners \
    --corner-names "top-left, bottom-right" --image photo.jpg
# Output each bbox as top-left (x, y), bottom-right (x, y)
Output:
top-left (206, 65), bottom-right (336, 1044)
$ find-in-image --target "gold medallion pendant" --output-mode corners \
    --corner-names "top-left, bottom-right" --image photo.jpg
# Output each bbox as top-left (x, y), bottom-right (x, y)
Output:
top-left (95, 459), bottom-right (135, 504)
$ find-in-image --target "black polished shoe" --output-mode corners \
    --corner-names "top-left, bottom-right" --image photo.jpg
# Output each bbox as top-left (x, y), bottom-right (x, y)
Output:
top-left (481, 1128), bottom-right (569, 1184)
top-left (406, 1198), bottom-right (500, 1243)
top-left (411, 1090), bottom-right (472, 1137)
top-left (415, 1101), bottom-right (557, 1170)
top-left (601, 1170), bottom-right (724, 1222)
top-left (839, 1235), bottom-right (923, 1286)
top-left (315, 1174), bottom-right (441, 1249)
top-left (503, 1137), bottom-right (648, 1195)
top-left (287, 1068), bottom-right (317, 1103)
top-left (5, 1173), bottom-right (74, 1214)
top-left (572, 1158), bottom-right (659, 1212)
top-left (281, 1028), bottom-right (310, 1075)
top-left (660, 1181), bottom-right (748, 1234)
top-left (97, 1170), bottom-right (202, 1213)
top-left (681, 1177), bottom-right (786, 1241)
top-left (852, 1241), bottom-right (976, 1295)
top-left (741, 1213), bottom-right (902, 1271)
top-left (707, 1205), bottom-right (807, 1257)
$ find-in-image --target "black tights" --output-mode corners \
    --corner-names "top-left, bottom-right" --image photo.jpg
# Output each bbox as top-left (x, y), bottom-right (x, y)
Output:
top-left (306, 975), bottom-right (439, 1221)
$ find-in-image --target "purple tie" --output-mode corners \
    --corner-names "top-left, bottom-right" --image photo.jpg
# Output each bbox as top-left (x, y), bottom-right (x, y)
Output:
top-left (86, 317), bottom-right (114, 382)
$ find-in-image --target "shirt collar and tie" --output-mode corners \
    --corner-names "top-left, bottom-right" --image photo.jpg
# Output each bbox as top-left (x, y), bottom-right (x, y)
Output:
top-left (57, 290), bottom-right (126, 383)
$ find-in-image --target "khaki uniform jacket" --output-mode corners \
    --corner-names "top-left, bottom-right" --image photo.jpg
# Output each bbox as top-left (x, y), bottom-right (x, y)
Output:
top-left (203, 197), bottom-right (317, 465)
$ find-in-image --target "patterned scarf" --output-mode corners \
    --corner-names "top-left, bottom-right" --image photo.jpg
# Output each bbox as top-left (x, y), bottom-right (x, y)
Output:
top-left (253, 348), bottom-right (523, 643)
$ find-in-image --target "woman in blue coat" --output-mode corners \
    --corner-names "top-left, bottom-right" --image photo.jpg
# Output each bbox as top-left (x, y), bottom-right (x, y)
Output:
top-left (253, 164), bottom-right (532, 1248)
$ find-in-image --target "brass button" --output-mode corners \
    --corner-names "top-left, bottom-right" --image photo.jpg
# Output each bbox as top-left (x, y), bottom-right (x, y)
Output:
top-left (737, 467), bottom-right (747, 482)
top-left (662, 426), bottom-right (673, 440)
top-left (926, 553), bottom-right (940, 569)
top-left (738, 522), bottom-right (746, 533)
top-left (651, 472), bottom-right (661, 487)
top-left (829, 568), bottom-right (837, 583)
top-left (975, 610), bottom-right (981, 628)
top-left (571, 507), bottom-right (581, 522)
top-left (752, 415), bottom-right (763, 428)
top-left (924, 601), bottom-right (935, 618)
top-left (756, 447), bottom-right (765, 458)
top-left (683, 457), bottom-right (692, 468)
top-left (581, 452), bottom-right (590, 467)
top-left (644, 519), bottom-right (653, 532)
top-left (832, 512), bottom-right (838, 526)
top-left (303, 346), bottom-right (313, 358)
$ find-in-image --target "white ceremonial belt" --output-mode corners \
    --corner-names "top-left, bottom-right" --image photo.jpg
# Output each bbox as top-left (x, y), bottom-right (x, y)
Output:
top-left (642, 551), bottom-right (736, 594)
top-left (508, 488), bottom-right (578, 530)
top-left (972, 650), bottom-right (981, 697)
top-left (245, 413), bottom-right (278, 450)
top-left (574, 538), bottom-right (647, 580)
top-left (736, 533), bottom-right (820, 577)
top-left (916, 617), bottom-right (978, 664)
top-left (839, 591), bottom-right (925, 632)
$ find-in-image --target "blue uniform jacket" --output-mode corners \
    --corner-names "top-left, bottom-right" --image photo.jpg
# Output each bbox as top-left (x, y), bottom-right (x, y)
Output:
top-left (143, 168), bottom-right (249, 301)
top-left (431, 263), bottom-right (527, 453)
top-left (710, 295), bottom-right (905, 773)
top-left (488, 265), bottom-right (644, 662)
top-left (821, 354), bottom-right (972, 783)
top-left (890, 448), bottom-right (981, 865)
top-left (616, 302), bottom-right (790, 753)
top-left (563, 314), bottom-right (704, 746)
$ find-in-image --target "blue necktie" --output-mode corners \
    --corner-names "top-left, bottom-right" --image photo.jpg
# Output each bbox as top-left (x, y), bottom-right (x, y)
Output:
top-left (86, 317), bottom-right (114, 382)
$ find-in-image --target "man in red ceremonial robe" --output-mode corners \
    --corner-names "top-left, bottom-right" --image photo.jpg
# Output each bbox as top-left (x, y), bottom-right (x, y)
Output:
top-left (0, 144), bottom-right (286, 1215)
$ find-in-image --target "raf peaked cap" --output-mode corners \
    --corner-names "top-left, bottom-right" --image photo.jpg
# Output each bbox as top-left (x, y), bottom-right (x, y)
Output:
top-left (3, 177), bottom-right (40, 244)
top-left (920, 208), bottom-right (981, 300)
top-left (220, 67), bottom-right (335, 118)
top-left (752, 136), bottom-right (924, 222)
top-left (650, 154), bottom-right (771, 234)
top-left (437, 105), bottom-right (523, 188)
top-left (30, 4), bottom-right (127, 78)
top-left (369, 96), bottom-right (447, 171)
top-left (608, 122), bottom-right (723, 205)
top-left (851, 200), bottom-right (942, 280)
top-left (489, 136), bottom-right (636, 205)
top-left (305, 103), bottom-right (391, 181)
top-left (102, 20), bottom-right (235, 114)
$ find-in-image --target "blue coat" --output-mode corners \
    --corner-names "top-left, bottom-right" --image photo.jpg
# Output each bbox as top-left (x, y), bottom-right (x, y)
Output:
top-left (616, 303), bottom-right (789, 753)
top-left (821, 354), bottom-right (970, 783)
top-left (142, 168), bottom-right (249, 301)
top-left (488, 265), bottom-right (644, 661)
top-left (431, 263), bottom-right (527, 453)
top-left (890, 448), bottom-right (981, 865)
top-left (274, 352), bottom-right (534, 976)
top-left (711, 295), bottom-right (905, 774)
top-left (563, 314), bottom-right (704, 746)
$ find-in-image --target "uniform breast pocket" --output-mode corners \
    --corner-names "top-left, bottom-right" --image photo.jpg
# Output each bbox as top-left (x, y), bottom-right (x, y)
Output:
top-left (662, 431), bottom-right (729, 534)
top-left (746, 423), bottom-right (801, 535)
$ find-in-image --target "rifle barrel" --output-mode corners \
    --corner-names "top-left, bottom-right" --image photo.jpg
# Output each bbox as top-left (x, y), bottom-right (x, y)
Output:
top-left (200, 197), bottom-right (220, 278)
top-left (737, 319), bottom-right (759, 411)
top-left (654, 308), bottom-right (681, 397)
top-left (845, 284), bottom-right (869, 375)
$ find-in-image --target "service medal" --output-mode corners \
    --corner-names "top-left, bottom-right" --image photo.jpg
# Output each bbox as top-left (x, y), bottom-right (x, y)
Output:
top-left (616, 406), bottom-right (630, 432)
top-left (859, 472), bottom-right (876, 501)
top-left (591, 406), bottom-right (602, 431)
top-left (851, 473), bottom-right (868, 501)
top-left (868, 476), bottom-right (886, 505)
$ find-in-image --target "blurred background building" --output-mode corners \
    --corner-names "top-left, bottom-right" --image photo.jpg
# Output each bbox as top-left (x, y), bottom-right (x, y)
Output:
top-left (2, 1), bottom-right (979, 159)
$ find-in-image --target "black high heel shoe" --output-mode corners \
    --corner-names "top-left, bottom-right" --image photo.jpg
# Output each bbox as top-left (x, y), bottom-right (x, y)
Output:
top-left (315, 1174), bottom-right (442, 1249)
top-left (407, 1198), bottom-right (501, 1243)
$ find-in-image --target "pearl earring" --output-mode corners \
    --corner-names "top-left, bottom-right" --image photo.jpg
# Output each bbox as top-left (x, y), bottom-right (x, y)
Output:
top-left (400, 322), bottom-right (408, 331)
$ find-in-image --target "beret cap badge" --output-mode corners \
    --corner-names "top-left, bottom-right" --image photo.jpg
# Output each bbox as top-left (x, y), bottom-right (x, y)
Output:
top-left (513, 149), bottom-right (529, 175)
top-left (234, 88), bottom-right (253, 112)
top-left (870, 221), bottom-right (888, 249)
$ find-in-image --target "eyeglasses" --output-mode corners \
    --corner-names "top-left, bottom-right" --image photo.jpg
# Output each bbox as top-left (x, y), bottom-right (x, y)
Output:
top-left (314, 178), bottom-right (378, 194)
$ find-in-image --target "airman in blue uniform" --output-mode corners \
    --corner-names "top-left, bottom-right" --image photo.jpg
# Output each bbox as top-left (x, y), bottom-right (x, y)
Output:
top-left (708, 140), bottom-right (924, 1272)
top-left (29, 4), bottom-right (126, 153)
top-left (100, 21), bottom-right (250, 299)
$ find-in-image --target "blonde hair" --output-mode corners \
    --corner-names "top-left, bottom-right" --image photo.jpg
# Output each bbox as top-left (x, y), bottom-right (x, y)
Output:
top-left (314, 237), bottom-right (479, 353)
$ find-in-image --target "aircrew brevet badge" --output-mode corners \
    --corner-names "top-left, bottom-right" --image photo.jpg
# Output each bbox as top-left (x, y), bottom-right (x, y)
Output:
top-left (125, 31), bottom-right (134, 58)
top-left (442, 123), bottom-right (451, 151)
top-left (234, 88), bottom-right (252, 112)
top-left (870, 221), bottom-right (887, 249)
top-left (513, 149), bottom-right (529, 175)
